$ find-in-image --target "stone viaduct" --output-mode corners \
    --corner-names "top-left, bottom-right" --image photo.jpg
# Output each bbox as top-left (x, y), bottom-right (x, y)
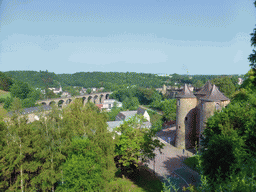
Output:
top-left (36, 92), bottom-right (112, 108)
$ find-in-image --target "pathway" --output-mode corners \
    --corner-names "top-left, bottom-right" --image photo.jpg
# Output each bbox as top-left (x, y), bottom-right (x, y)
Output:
top-left (145, 127), bottom-right (201, 191)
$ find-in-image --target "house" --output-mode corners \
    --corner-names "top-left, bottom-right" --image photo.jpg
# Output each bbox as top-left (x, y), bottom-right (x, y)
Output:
top-left (107, 107), bottom-right (152, 134)
top-left (80, 87), bottom-right (87, 95)
top-left (102, 99), bottom-right (122, 111)
top-left (61, 91), bottom-right (71, 98)
top-left (48, 85), bottom-right (62, 94)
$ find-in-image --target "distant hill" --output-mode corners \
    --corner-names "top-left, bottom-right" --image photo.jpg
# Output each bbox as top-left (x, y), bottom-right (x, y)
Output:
top-left (3, 70), bottom-right (243, 91)
top-left (4, 70), bottom-right (170, 90)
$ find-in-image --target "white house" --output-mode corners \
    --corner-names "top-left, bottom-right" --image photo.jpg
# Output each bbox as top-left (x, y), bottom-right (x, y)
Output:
top-left (102, 99), bottom-right (122, 111)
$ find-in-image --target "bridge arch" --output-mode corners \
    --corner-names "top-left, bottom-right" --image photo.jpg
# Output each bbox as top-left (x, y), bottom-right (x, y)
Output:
top-left (66, 99), bottom-right (72, 105)
top-left (41, 102), bottom-right (47, 106)
top-left (82, 97), bottom-right (86, 105)
top-left (100, 94), bottom-right (104, 103)
top-left (94, 95), bottom-right (99, 104)
top-left (105, 94), bottom-right (110, 100)
top-left (49, 101), bottom-right (56, 106)
top-left (58, 100), bottom-right (65, 108)
top-left (88, 96), bottom-right (92, 102)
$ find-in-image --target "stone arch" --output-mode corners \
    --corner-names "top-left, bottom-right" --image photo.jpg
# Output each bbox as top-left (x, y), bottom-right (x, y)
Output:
top-left (100, 94), bottom-right (104, 103)
top-left (66, 99), bottom-right (72, 105)
top-left (105, 94), bottom-right (110, 100)
top-left (58, 100), bottom-right (65, 108)
top-left (88, 96), bottom-right (92, 102)
top-left (41, 102), bottom-right (47, 106)
top-left (94, 95), bottom-right (99, 104)
top-left (49, 101), bottom-right (56, 106)
top-left (82, 97), bottom-right (86, 104)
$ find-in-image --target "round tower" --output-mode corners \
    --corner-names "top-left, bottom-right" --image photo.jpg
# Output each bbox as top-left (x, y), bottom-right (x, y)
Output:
top-left (199, 84), bottom-right (230, 147)
top-left (175, 84), bottom-right (197, 149)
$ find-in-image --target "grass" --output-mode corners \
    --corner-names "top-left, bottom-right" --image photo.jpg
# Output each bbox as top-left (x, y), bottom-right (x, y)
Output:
top-left (183, 155), bottom-right (200, 173)
top-left (114, 165), bottom-right (163, 192)
top-left (0, 90), bottom-right (10, 99)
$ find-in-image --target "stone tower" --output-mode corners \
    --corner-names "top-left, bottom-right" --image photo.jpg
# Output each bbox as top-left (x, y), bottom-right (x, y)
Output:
top-left (175, 84), bottom-right (197, 149)
top-left (175, 81), bottom-right (230, 150)
top-left (199, 84), bottom-right (230, 146)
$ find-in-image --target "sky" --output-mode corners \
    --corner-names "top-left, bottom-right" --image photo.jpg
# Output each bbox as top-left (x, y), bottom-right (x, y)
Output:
top-left (0, 0), bottom-right (256, 75)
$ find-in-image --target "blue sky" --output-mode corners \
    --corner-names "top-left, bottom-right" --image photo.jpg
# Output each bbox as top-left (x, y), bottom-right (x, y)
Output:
top-left (0, 0), bottom-right (255, 75)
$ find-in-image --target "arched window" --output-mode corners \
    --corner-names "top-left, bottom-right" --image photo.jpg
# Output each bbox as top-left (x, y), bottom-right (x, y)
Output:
top-left (215, 102), bottom-right (221, 111)
top-left (177, 99), bottom-right (180, 106)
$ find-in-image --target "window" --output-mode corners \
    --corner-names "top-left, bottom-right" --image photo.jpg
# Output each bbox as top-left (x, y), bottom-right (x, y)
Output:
top-left (177, 99), bottom-right (180, 106)
top-left (215, 102), bottom-right (220, 111)
top-left (185, 117), bottom-right (188, 121)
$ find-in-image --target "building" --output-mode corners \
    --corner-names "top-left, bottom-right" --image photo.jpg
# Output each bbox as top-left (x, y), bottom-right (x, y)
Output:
top-left (48, 85), bottom-right (62, 94)
top-left (102, 99), bottom-right (122, 111)
top-left (107, 107), bottom-right (152, 132)
top-left (175, 81), bottom-right (230, 149)
top-left (238, 78), bottom-right (244, 85)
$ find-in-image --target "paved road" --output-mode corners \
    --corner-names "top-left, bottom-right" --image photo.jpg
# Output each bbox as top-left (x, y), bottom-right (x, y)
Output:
top-left (145, 128), bottom-right (201, 191)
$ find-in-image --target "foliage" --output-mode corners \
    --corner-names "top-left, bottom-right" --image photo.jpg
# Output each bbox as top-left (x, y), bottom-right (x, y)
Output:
top-left (210, 76), bottom-right (236, 98)
top-left (240, 68), bottom-right (256, 93)
top-left (150, 99), bottom-right (176, 122)
top-left (10, 80), bottom-right (31, 100)
top-left (183, 155), bottom-right (200, 173)
top-left (107, 102), bottom-right (122, 121)
top-left (114, 115), bottom-right (163, 173)
top-left (3, 96), bottom-right (13, 110)
top-left (0, 71), bottom-right (13, 91)
top-left (56, 137), bottom-right (105, 191)
top-left (122, 97), bottom-right (140, 110)
top-left (62, 100), bottom-right (116, 184)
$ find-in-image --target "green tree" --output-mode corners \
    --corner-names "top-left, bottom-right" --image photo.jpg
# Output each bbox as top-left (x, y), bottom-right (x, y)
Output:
top-left (10, 81), bottom-right (31, 100)
top-left (122, 97), bottom-right (139, 110)
top-left (210, 76), bottom-right (236, 98)
top-left (62, 100), bottom-right (116, 184)
top-left (0, 72), bottom-right (13, 91)
top-left (0, 113), bottom-right (38, 191)
top-left (86, 88), bottom-right (92, 94)
top-left (56, 137), bottom-right (105, 191)
top-left (194, 80), bottom-right (203, 89)
top-left (114, 115), bottom-right (163, 173)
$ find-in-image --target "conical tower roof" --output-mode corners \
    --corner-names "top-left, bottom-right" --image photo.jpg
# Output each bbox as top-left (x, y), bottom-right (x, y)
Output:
top-left (194, 80), bottom-right (213, 96)
top-left (176, 84), bottom-right (196, 98)
top-left (201, 84), bottom-right (229, 102)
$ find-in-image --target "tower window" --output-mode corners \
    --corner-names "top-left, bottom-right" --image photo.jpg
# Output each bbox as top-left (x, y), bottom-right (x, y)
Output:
top-left (215, 102), bottom-right (220, 111)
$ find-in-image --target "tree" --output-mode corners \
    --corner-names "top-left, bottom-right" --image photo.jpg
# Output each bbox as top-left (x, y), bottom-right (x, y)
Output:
top-left (0, 72), bottom-right (13, 91)
top-left (10, 81), bottom-right (31, 100)
top-left (122, 97), bottom-right (139, 110)
top-left (114, 115), bottom-right (163, 174)
top-left (62, 100), bottom-right (116, 184)
top-left (86, 88), bottom-right (92, 94)
top-left (194, 80), bottom-right (203, 89)
top-left (0, 112), bottom-right (38, 191)
top-left (210, 76), bottom-right (236, 98)
top-left (56, 137), bottom-right (105, 191)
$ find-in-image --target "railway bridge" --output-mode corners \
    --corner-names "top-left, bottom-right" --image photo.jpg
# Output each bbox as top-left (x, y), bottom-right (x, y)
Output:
top-left (36, 92), bottom-right (112, 108)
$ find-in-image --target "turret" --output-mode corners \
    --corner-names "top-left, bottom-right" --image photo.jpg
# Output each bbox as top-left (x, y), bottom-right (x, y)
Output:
top-left (199, 84), bottom-right (230, 147)
top-left (175, 84), bottom-right (197, 149)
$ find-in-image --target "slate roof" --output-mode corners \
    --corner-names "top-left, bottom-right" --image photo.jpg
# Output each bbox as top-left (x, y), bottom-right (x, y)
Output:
top-left (137, 107), bottom-right (146, 115)
top-left (8, 105), bottom-right (52, 116)
top-left (107, 121), bottom-right (123, 132)
top-left (194, 81), bottom-right (213, 96)
top-left (106, 121), bottom-right (151, 132)
top-left (200, 84), bottom-right (229, 102)
top-left (116, 111), bottom-right (137, 121)
top-left (176, 84), bottom-right (196, 98)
